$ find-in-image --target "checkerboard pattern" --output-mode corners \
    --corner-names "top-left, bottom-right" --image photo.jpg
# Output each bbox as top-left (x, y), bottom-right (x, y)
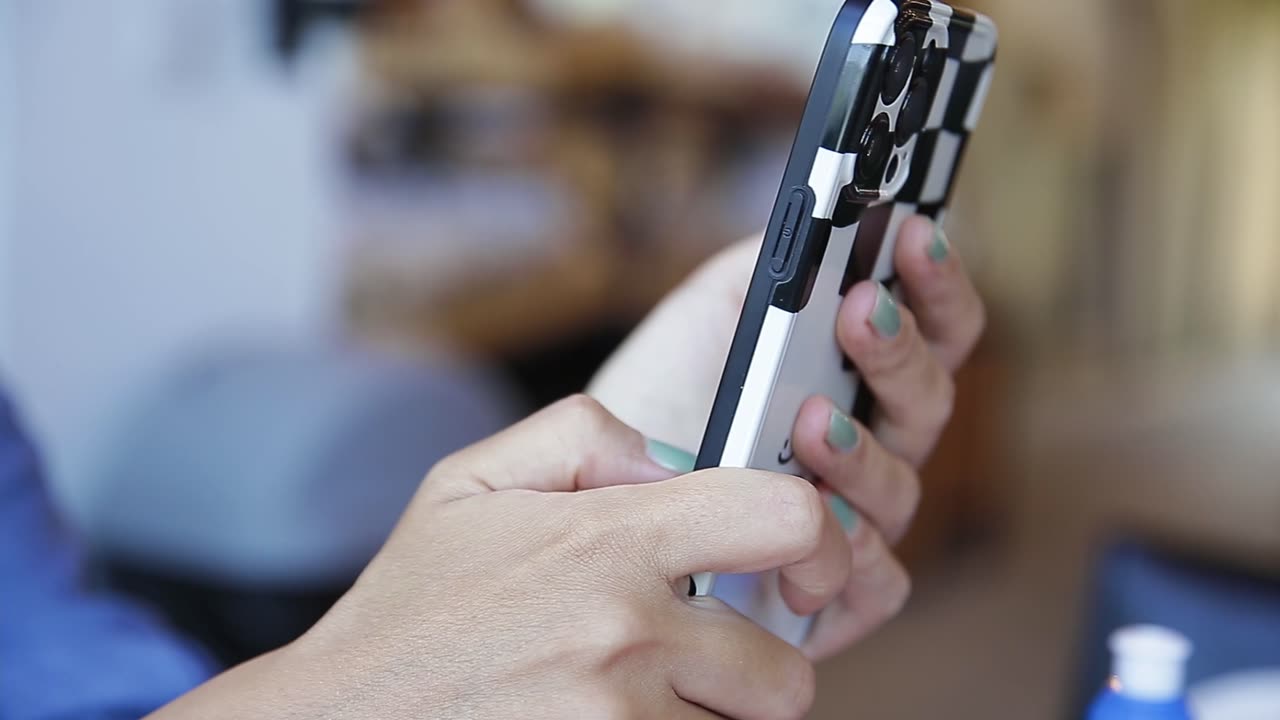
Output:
top-left (690, 1), bottom-right (1000, 642)
top-left (811, 0), bottom-right (996, 394)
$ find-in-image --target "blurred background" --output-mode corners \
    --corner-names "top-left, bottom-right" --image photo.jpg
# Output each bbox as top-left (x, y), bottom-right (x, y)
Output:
top-left (2, 0), bottom-right (1280, 717)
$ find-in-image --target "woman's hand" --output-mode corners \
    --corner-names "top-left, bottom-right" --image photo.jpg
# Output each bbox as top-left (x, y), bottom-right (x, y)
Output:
top-left (153, 396), bottom-right (852, 720)
top-left (590, 216), bottom-right (986, 660)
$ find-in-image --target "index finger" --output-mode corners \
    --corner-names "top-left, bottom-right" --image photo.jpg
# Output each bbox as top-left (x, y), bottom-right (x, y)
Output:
top-left (894, 215), bottom-right (987, 371)
top-left (597, 470), bottom-right (850, 599)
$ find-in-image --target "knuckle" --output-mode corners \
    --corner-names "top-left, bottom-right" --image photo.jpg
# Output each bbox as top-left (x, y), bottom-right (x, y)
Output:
top-left (555, 393), bottom-right (614, 434)
top-left (872, 565), bottom-right (912, 626)
top-left (891, 571), bottom-right (913, 616)
top-left (580, 603), bottom-right (655, 672)
top-left (934, 371), bottom-right (957, 422)
top-left (940, 372), bottom-right (958, 420)
top-left (866, 317), bottom-right (918, 378)
top-left (776, 653), bottom-right (818, 719)
top-left (535, 498), bottom-right (616, 579)
top-left (898, 467), bottom-right (922, 530)
top-left (426, 447), bottom-right (468, 480)
top-left (419, 451), bottom-right (472, 499)
top-left (848, 525), bottom-right (886, 575)
top-left (921, 268), bottom-right (958, 306)
top-left (969, 297), bottom-right (989, 345)
top-left (880, 462), bottom-right (921, 544)
top-left (561, 502), bottom-right (628, 569)
top-left (855, 446), bottom-right (919, 544)
top-left (916, 370), bottom-right (957, 441)
top-left (948, 294), bottom-right (988, 367)
top-left (576, 690), bottom-right (638, 720)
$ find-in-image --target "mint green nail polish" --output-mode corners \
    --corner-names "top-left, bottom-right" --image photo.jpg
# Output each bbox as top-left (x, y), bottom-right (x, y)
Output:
top-left (870, 283), bottom-right (902, 339)
top-left (826, 409), bottom-right (860, 452)
top-left (829, 495), bottom-right (860, 532)
top-left (646, 438), bottom-right (696, 474)
top-left (927, 224), bottom-right (951, 262)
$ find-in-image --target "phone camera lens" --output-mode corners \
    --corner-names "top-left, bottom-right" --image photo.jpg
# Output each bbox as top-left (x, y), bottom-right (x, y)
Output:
top-left (856, 113), bottom-right (893, 186)
top-left (882, 32), bottom-right (917, 104)
top-left (919, 41), bottom-right (945, 83)
top-left (885, 154), bottom-right (900, 184)
top-left (896, 77), bottom-right (930, 144)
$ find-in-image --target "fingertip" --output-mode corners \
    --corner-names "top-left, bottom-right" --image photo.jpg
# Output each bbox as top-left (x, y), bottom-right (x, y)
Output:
top-left (799, 539), bottom-right (911, 661)
top-left (837, 281), bottom-right (881, 346)
top-left (896, 215), bottom-right (952, 277)
top-left (792, 395), bottom-right (833, 447)
top-left (891, 217), bottom-right (986, 370)
top-left (900, 214), bottom-right (938, 250)
top-left (791, 396), bottom-right (867, 484)
top-left (844, 280), bottom-right (882, 317)
top-left (780, 576), bottom-right (830, 618)
top-left (770, 473), bottom-right (828, 548)
top-left (778, 497), bottom-right (853, 617)
top-left (838, 280), bottom-right (921, 369)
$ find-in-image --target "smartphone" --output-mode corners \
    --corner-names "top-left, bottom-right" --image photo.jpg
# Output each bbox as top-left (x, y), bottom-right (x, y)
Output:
top-left (691, 0), bottom-right (997, 647)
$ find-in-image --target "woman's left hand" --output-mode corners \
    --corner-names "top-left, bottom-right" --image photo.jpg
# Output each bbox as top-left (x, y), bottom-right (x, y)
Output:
top-left (589, 215), bottom-right (986, 661)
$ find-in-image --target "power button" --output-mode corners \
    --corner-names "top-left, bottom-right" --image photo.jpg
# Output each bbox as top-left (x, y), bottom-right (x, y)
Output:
top-left (770, 187), bottom-right (810, 275)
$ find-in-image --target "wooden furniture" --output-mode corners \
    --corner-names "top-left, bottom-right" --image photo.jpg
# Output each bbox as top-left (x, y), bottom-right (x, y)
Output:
top-left (343, 0), bottom-right (808, 355)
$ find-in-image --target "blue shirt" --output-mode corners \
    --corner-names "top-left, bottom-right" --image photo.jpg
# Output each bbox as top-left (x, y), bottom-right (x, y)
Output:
top-left (0, 389), bottom-right (213, 719)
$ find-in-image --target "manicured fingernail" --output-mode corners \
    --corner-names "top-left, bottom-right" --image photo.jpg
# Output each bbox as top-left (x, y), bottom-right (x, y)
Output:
top-left (869, 283), bottom-right (901, 339)
top-left (826, 408), bottom-right (860, 452)
top-left (927, 223), bottom-right (951, 262)
top-left (646, 438), bottom-right (696, 474)
top-left (828, 495), bottom-right (860, 532)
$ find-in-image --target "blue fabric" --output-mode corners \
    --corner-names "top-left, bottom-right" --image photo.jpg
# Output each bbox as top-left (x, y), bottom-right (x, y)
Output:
top-left (0, 388), bottom-right (214, 720)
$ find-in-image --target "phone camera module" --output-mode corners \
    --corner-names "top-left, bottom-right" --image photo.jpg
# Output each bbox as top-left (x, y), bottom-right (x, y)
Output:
top-left (919, 40), bottom-right (945, 83)
top-left (856, 113), bottom-right (893, 186)
top-left (896, 77), bottom-right (930, 144)
top-left (882, 32), bottom-right (917, 104)
top-left (885, 154), bottom-right (900, 184)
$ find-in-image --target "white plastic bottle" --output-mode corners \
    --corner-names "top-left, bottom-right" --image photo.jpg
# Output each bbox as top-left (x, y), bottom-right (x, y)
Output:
top-left (1087, 625), bottom-right (1195, 720)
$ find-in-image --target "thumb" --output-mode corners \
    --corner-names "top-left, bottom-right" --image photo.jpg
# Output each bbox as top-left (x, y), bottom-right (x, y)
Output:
top-left (426, 394), bottom-right (686, 502)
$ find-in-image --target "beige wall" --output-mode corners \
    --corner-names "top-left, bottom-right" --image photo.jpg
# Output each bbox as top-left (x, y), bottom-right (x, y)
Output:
top-left (960, 0), bottom-right (1280, 357)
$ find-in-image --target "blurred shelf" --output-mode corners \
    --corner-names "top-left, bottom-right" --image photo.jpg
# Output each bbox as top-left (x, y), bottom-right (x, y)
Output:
top-left (342, 0), bottom-right (806, 357)
top-left (360, 0), bottom-right (812, 112)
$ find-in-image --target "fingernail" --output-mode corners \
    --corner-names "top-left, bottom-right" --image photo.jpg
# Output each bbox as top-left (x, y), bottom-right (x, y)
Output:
top-left (646, 438), bottom-right (696, 474)
top-left (927, 223), bottom-right (951, 262)
top-left (828, 495), bottom-right (860, 532)
top-left (826, 408), bottom-right (861, 452)
top-left (869, 283), bottom-right (902, 339)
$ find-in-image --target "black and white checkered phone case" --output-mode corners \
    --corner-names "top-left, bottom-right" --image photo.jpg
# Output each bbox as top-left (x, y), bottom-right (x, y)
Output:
top-left (692, 0), bottom-right (997, 646)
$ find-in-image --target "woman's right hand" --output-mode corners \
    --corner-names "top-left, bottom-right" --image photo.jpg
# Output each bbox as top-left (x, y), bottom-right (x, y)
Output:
top-left (152, 395), bottom-right (868, 719)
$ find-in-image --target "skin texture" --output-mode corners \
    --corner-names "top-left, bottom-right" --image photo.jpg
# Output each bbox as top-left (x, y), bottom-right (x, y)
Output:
top-left (150, 216), bottom-right (985, 718)
top-left (589, 215), bottom-right (985, 661)
top-left (151, 396), bottom-right (849, 720)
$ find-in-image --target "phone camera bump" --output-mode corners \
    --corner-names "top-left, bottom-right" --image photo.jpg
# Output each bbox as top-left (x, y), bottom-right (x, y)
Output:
top-left (896, 77), bottom-right (930, 144)
top-left (920, 40), bottom-right (946, 83)
top-left (882, 32), bottom-right (917, 104)
top-left (856, 113), bottom-right (893, 186)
